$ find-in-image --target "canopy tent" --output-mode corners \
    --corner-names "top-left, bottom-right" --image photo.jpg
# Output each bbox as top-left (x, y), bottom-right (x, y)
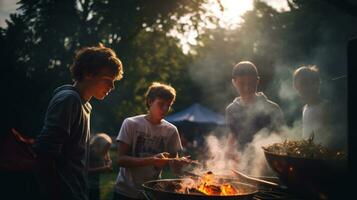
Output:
top-left (165, 103), bottom-right (226, 155)
top-left (165, 103), bottom-right (225, 125)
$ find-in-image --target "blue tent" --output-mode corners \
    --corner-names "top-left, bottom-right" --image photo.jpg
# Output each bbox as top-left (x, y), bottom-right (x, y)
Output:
top-left (165, 103), bottom-right (225, 125)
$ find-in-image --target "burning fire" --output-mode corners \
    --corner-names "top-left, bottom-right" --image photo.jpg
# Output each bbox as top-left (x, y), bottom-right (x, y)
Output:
top-left (196, 171), bottom-right (240, 196)
top-left (174, 171), bottom-right (254, 196)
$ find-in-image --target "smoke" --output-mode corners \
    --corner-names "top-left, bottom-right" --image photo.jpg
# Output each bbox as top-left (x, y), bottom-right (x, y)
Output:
top-left (270, 61), bottom-right (303, 125)
top-left (200, 134), bottom-right (239, 175)
top-left (184, 55), bottom-right (347, 178)
top-left (181, 2), bottom-right (352, 178)
top-left (238, 129), bottom-right (281, 176)
top-left (273, 60), bottom-right (348, 150)
top-left (237, 122), bottom-right (306, 176)
top-left (187, 52), bottom-right (235, 111)
top-left (188, 121), bottom-right (306, 177)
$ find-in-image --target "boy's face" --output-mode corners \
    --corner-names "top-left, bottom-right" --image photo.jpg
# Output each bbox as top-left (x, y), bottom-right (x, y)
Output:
top-left (294, 79), bottom-right (319, 103)
top-left (86, 69), bottom-right (117, 100)
top-left (232, 75), bottom-right (259, 97)
top-left (148, 98), bottom-right (173, 120)
top-left (103, 143), bottom-right (111, 157)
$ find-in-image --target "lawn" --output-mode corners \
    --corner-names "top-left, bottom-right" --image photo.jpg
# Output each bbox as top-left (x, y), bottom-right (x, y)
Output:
top-left (99, 149), bottom-right (177, 200)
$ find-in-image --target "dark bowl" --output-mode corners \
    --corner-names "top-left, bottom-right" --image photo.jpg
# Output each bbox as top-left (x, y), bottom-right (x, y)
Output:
top-left (142, 178), bottom-right (258, 200)
top-left (263, 150), bottom-right (349, 199)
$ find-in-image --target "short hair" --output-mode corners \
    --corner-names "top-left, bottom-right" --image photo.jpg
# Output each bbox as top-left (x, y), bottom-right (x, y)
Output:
top-left (90, 133), bottom-right (112, 157)
top-left (145, 82), bottom-right (176, 108)
top-left (232, 61), bottom-right (259, 79)
top-left (293, 65), bottom-right (320, 87)
top-left (70, 43), bottom-right (123, 81)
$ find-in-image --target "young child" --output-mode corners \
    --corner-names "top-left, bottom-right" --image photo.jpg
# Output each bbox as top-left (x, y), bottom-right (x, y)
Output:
top-left (226, 61), bottom-right (285, 150)
top-left (33, 44), bottom-right (123, 200)
top-left (88, 133), bottom-right (113, 200)
top-left (293, 65), bottom-right (345, 148)
top-left (114, 82), bottom-right (187, 200)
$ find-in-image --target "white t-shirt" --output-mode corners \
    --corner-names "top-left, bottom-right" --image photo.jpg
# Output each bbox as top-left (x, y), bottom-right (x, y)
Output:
top-left (114, 114), bottom-right (182, 199)
top-left (302, 100), bottom-right (331, 146)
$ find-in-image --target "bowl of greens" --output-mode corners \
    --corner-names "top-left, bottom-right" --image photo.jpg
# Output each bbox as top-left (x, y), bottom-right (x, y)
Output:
top-left (262, 136), bottom-right (348, 199)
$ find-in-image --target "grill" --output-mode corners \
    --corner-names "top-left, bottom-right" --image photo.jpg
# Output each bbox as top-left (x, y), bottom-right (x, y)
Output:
top-left (252, 177), bottom-right (304, 200)
top-left (141, 174), bottom-right (312, 200)
top-left (263, 149), bottom-right (348, 199)
top-left (142, 177), bottom-right (258, 200)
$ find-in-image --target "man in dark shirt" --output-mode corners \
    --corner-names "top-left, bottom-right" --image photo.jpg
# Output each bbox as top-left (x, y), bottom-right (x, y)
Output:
top-left (34, 44), bottom-right (123, 200)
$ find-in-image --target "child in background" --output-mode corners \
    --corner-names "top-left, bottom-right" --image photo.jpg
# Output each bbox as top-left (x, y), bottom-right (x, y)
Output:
top-left (88, 133), bottom-right (113, 200)
top-left (226, 61), bottom-right (285, 150)
top-left (225, 61), bottom-right (285, 176)
top-left (293, 65), bottom-right (346, 149)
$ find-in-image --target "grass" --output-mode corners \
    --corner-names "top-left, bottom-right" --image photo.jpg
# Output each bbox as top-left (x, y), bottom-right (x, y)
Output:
top-left (100, 170), bottom-right (117, 200)
top-left (99, 148), bottom-right (117, 200)
top-left (99, 148), bottom-right (178, 200)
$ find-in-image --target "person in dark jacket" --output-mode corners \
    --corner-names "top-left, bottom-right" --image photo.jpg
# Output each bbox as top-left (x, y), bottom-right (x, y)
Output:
top-left (33, 44), bottom-right (123, 200)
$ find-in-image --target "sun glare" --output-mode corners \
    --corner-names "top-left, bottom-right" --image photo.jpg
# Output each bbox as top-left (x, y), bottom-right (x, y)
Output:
top-left (204, 0), bottom-right (290, 29)
top-left (205, 0), bottom-right (254, 29)
top-left (170, 0), bottom-right (290, 54)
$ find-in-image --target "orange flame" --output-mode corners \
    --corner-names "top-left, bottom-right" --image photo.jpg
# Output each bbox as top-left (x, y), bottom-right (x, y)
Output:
top-left (196, 172), bottom-right (240, 196)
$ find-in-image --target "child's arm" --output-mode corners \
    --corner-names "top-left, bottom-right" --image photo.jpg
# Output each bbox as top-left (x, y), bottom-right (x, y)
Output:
top-left (116, 141), bottom-right (169, 168)
top-left (88, 161), bottom-right (112, 173)
top-left (166, 129), bottom-right (194, 175)
top-left (34, 94), bottom-right (81, 158)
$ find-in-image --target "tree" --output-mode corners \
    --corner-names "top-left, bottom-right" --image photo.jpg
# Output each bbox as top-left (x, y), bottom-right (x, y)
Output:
top-left (188, 0), bottom-right (356, 125)
top-left (0, 0), bottom-right (212, 135)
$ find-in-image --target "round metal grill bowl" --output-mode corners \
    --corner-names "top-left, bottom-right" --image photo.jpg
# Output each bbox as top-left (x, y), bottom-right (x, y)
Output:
top-left (263, 150), bottom-right (348, 199)
top-left (142, 178), bottom-right (258, 200)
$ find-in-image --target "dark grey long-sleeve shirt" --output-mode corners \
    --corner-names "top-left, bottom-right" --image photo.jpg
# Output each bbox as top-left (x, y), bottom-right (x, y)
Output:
top-left (34, 85), bottom-right (92, 200)
top-left (225, 92), bottom-right (285, 150)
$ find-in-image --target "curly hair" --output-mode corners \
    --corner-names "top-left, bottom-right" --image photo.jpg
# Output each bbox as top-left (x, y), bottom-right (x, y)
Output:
top-left (70, 43), bottom-right (123, 81)
top-left (145, 82), bottom-right (176, 108)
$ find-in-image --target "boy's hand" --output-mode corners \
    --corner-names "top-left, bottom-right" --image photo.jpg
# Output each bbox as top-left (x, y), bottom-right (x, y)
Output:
top-left (154, 152), bottom-right (170, 159)
top-left (169, 155), bottom-right (201, 174)
top-left (170, 156), bottom-right (192, 165)
top-left (152, 152), bottom-right (170, 169)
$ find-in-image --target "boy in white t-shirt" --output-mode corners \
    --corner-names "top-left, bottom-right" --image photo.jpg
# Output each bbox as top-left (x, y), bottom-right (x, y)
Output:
top-left (114, 82), bottom-right (188, 200)
top-left (293, 65), bottom-right (346, 149)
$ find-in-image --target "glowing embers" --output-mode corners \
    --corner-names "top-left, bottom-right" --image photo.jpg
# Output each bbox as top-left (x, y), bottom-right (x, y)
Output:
top-left (196, 171), bottom-right (242, 196)
top-left (143, 174), bottom-right (259, 199)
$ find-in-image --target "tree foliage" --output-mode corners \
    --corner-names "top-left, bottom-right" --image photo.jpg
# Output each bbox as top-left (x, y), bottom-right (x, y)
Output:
top-left (0, 0), bottom-right (209, 135)
top-left (190, 0), bottom-right (356, 125)
top-left (1, 0), bottom-right (355, 135)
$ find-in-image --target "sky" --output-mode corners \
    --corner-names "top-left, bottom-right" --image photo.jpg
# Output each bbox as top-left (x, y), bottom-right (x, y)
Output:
top-left (205, 0), bottom-right (289, 29)
top-left (0, 0), bottom-right (19, 27)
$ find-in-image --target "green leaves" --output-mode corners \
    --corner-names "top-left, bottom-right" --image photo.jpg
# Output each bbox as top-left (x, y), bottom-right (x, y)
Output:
top-left (1, 0), bottom-right (353, 135)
